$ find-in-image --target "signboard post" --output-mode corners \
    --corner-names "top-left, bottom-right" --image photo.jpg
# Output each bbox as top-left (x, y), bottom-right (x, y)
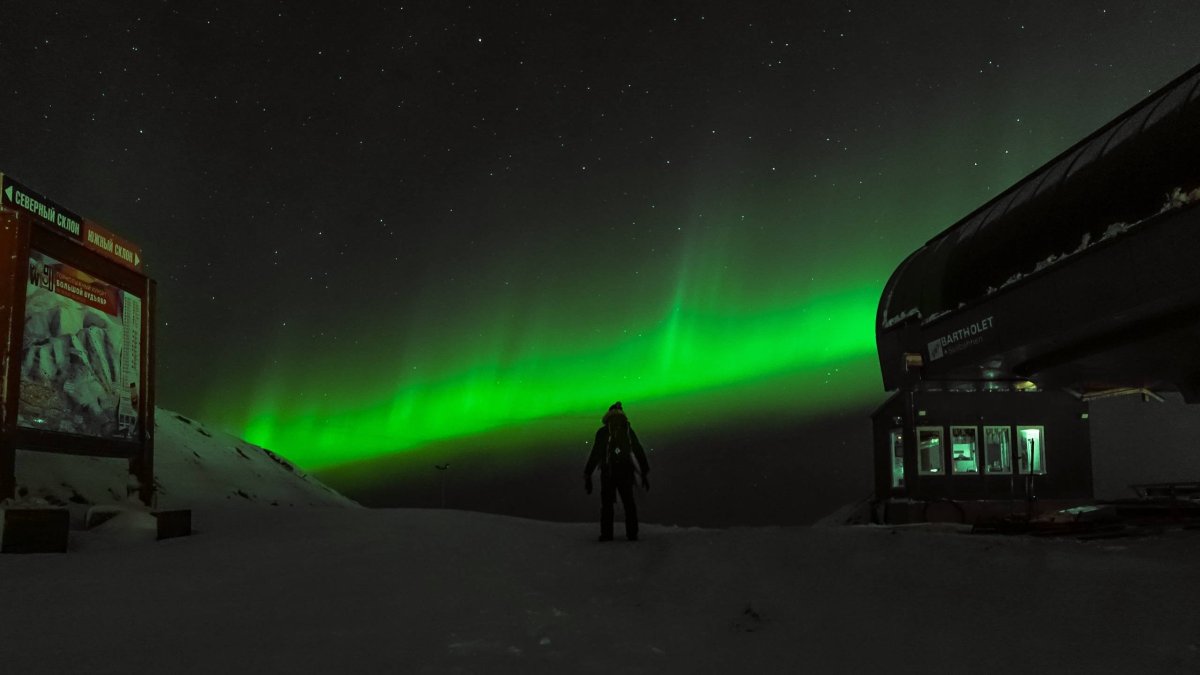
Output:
top-left (0, 212), bottom-right (23, 501)
top-left (0, 172), bottom-right (155, 505)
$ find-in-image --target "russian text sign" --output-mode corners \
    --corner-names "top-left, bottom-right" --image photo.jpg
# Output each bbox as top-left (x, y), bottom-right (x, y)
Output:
top-left (0, 174), bottom-right (143, 271)
top-left (16, 251), bottom-right (141, 439)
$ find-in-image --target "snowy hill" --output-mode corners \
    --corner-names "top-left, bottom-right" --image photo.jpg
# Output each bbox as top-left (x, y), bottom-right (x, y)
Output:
top-left (1, 508), bottom-right (1198, 672)
top-left (10, 407), bottom-right (357, 509)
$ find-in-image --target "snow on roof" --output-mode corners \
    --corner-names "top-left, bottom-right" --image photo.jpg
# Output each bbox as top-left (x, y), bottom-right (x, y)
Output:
top-left (879, 63), bottom-right (1200, 329)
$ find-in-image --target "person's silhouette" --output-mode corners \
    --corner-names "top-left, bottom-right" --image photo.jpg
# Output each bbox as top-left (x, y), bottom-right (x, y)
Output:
top-left (583, 402), bottom-right (650, 541)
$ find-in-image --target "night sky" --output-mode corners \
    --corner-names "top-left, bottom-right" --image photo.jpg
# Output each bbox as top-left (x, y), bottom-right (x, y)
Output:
top-left (3, 2), bottom-right (1200, 523)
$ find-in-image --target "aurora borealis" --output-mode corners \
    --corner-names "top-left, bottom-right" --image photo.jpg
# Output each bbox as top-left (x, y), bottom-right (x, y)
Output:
top-left (4, 2), bottom-right (1200, 516)
top-left (241, 261), bottom-right (883, 469)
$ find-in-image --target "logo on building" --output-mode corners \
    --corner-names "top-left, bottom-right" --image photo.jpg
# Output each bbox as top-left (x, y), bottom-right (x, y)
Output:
top-left (927, 339), bottom-right (945, 361)
top-left (927, 316), bottom-right (995, 362)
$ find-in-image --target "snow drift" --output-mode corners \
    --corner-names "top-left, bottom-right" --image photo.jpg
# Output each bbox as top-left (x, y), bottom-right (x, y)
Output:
top-left (8, 407), bottom-right (357, 509)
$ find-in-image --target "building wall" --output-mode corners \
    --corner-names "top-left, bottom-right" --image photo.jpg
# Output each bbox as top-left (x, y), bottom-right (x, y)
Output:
top-left (1089, 392), bottom-right (1200, 499)
top-left (873, 390), bottom-right (1093, 503)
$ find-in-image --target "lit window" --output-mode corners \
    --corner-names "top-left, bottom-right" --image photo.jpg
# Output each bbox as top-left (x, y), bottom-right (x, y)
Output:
top-left (917, 426), bottom-right (944, 475)
top-left (889, 429), bottom-right (904, 488)
top-left (984, 426), bottom-right (1012, 474)
top-left (950, 426), bottom-right (979, 474)
top-left (1016, 426), bottom-right (1046, 474)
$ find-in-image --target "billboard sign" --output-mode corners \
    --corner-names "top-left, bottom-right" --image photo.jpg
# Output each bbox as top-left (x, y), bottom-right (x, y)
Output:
top-left (0, 174), bottom-right (143, 271)
top-left (16, 250), bottom-right (141, 439)
top-left (83, 218), bottom-right (142, 270)
top-left (1, 175), bottom-right (84, 241)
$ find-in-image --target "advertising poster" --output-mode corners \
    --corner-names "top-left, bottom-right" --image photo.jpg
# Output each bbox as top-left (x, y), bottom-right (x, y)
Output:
top-left (16, 251), bottom-right (141, 439)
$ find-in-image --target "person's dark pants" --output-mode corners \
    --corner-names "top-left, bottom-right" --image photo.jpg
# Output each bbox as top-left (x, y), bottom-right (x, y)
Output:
top-left (599, 472), bottom-right (638, 540)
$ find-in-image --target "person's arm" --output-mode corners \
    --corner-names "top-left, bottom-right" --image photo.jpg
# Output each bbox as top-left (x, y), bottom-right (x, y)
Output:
top-left (583, 428), bottom-right (605, 494)
top-left (630, 429), bottom-right (649, 474)
top-left (630, 429), bottom-right (650, 490)
top-left (584, 427), bottom-right (605, 476)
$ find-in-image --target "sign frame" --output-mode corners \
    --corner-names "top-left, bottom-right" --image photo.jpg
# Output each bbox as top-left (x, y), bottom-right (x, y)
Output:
top-left (0, 176), bottom-right (155, 504)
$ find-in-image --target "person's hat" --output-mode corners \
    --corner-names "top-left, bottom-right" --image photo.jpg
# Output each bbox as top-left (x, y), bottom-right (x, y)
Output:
top-left (603, 401), bottom-right (626, 424)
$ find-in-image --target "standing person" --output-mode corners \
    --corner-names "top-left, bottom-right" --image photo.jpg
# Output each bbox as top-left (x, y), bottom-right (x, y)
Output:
top-left (583, 402), bottom-right (650, 541)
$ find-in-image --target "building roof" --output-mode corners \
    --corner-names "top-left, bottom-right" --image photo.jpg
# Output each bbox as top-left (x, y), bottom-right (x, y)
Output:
top-left (879, 63), bottom-right (1200, 333)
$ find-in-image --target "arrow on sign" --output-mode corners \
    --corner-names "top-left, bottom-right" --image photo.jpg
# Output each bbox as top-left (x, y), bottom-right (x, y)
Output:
top-left (135, 252), bottom-right (141, 267)
top-left (4, 186), bottom-right (10, 202)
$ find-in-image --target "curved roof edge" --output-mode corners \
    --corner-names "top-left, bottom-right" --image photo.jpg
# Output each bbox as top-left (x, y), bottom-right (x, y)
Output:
top-left (879, 62), bottom-right (1200, 332)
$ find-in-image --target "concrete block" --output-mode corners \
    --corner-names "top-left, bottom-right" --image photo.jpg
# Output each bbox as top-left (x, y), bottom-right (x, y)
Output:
top-left (154, 509), bottom-right (191, 540)
top-left (0, 508), bottom-right (69, 553)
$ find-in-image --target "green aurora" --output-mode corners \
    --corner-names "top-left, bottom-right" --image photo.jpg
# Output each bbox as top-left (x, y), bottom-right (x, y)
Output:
top-left (230, 68), bottom-right (1174, 473)
top-left (2, 2), bottom-right (1199, 510)
top-left (172, 16), bottom-right (1200, 476)
top-left (239, 224), bottom-right (886, 471)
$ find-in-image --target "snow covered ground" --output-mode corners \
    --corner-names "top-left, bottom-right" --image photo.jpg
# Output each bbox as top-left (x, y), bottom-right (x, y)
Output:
top-left (8, 407), bottom-right (357, 510)
top-left (3, 408), bottom-right (1199, 672)
top-left (1, 506), bottom-right (1199, 673)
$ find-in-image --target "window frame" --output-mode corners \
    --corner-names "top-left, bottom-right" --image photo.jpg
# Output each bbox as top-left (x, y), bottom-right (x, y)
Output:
top-left (1016, 425), bottom-right (1047, 475)
top-left (889, 428), bottom-right (905, 488)
top-left (983, 425), bottom-right (1013, 475)
top-left (949, 425), bottom-right (980, 475)
top-left (916, 426), bottom-right (945, 476)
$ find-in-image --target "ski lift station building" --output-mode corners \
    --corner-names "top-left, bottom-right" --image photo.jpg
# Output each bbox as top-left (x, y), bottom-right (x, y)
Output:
top-left (871, 63), bottom-right (1200, 522)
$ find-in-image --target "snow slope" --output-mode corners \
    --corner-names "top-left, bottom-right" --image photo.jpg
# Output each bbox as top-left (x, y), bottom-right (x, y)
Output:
top-left (3, 409), bottom-right (1199, 672)
top-left (9, 407), bottom-right (357, 509)
top-left (1, 507), bottom-right (1198, 673)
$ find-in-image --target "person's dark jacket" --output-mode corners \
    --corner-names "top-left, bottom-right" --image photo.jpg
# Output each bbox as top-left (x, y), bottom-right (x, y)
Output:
top-left (584, 425), bottom-right (650, 481)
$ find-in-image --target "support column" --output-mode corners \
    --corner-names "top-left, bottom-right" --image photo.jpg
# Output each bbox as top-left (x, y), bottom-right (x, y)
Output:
top-left (0, 212), bottom-right (29, 501)
top-left (129, 277), bottom-right (157, 506)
